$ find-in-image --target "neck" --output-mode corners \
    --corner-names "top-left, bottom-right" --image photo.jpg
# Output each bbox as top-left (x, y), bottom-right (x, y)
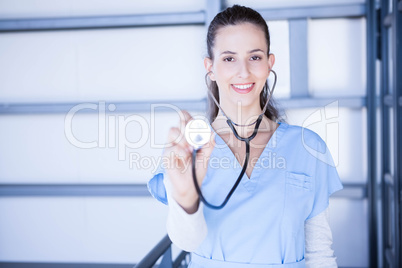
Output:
top-left (219, 100), bottom-right (263, 125)
top-left (212, 103), bottom-right (269, 137)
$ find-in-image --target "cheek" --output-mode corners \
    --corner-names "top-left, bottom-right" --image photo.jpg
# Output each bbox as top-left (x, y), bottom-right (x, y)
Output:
top-left (213, 61), bottom-right (270, 81)
top-left (213, 63), bottom-right (236, 81)
top-left (251, 63), bottom-right (270, 79)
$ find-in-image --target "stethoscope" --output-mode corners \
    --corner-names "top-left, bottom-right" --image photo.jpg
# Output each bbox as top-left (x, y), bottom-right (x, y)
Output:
top-left (184, 69), bottom-right (277, 210)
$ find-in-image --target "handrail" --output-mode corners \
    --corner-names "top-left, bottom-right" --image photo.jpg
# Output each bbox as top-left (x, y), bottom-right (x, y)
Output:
top-left (135, 235), bottom-right (171, 268)
top-left (0, 12), bottom-right (206, 32)
top-left (0, 182), bottom-right (368, 199)
top-left (135, 235), bottom-right (189, 268)
top-left (0, 96), bottom-right (366, 115)
top-left (172, 251), bottom-right (190, 268)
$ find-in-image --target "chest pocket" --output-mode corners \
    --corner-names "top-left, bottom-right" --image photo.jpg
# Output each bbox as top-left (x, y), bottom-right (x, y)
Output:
top-left (280, 172), bottom-right (314, 262)
top-left (286, 172), bottom-right (313, 191)
top-left (282, 172), bottom-right (314, 232)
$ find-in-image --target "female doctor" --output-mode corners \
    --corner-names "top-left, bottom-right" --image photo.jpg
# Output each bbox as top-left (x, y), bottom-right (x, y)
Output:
top-left (148, 5), bottom-right (343, 268)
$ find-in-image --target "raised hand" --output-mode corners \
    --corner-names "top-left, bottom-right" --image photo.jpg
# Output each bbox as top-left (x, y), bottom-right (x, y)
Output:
top-left (163, 110), bottom-right (215, 213)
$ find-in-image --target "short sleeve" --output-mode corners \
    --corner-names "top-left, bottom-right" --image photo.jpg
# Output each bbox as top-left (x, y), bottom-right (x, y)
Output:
top-left (147, 161), bottom-right (168, 205)
top-left (307, 137), bottom-right (343, 219)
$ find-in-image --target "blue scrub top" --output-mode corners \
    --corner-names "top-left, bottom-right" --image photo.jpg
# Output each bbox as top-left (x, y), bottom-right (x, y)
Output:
top-left (148, 122), bottom-right (343, 267)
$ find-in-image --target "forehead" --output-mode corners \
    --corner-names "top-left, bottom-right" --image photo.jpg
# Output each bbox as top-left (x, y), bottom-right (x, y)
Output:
top-left (214, 22), bottom-right (267, 53)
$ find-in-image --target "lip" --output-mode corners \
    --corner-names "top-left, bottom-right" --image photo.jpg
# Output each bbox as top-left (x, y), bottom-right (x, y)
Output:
top-left (231, 83), bottom-right (255, 94)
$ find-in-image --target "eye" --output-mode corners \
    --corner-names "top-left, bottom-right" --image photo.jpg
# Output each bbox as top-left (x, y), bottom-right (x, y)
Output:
top-left (223, 57), bottom-right (235, 62)
top-left (250, 55), bottom-right (261, 61)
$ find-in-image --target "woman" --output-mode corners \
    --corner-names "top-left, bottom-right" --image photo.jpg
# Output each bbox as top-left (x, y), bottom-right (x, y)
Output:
top-left (148, 5), bottom-right (343, 267)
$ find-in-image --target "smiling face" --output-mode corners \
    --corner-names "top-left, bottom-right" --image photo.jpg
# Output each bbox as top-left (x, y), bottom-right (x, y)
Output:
top-left (205, 22), bottom-right (275, 112)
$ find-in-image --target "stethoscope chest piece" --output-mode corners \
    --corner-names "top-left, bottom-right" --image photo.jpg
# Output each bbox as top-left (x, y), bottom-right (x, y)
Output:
top-left (192, 69), bottom-right (277, 209)
top-left (184, 119), bottom-right (212, 150)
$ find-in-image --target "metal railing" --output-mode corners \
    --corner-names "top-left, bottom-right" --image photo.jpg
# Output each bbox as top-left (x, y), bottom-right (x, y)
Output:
top-left (135, 235), bottom-right (189, 268)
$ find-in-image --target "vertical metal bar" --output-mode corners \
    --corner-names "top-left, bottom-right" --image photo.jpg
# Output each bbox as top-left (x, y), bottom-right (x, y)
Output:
top-left (289, 19), bottom-right (309, 98)
top-left (380, 0), bottom-right (391, 266)
top-left (204, 0), bottom-right (222, 113)
top-left (205, 0), bottom-right (223, 26)
top-left (367, 0), bottom-right (379, 266)
top-left (391, 0), bottom-right (402, 266)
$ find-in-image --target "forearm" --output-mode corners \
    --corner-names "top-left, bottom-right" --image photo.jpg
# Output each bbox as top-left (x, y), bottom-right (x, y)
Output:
top-left (164, 175), bottom-right (207, 252)
top-left (305, 208), bottom-right (338, 268)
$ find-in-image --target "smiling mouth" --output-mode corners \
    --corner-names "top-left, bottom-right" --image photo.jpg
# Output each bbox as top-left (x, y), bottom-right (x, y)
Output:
top-left (231, 83), bottom-right (255, 94)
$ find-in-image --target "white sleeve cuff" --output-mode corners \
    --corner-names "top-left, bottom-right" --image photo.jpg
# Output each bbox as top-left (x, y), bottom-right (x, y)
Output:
top-left (164, 175), bottom-right (207, 252)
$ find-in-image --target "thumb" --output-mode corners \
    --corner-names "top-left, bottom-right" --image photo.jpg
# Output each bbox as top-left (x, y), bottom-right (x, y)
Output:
top-left (199, 131), bottom-right (216, 157)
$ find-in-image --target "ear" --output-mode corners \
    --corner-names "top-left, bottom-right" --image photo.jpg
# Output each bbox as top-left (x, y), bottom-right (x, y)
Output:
top-left (268, 53), bottom-right (275, 70)
top-left (204, 57), bottom-right (216, 81)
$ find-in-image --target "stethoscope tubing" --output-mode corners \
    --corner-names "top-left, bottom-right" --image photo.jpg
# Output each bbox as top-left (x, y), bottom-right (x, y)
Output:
top-left (191, 134), bottom-right (251, 210)
top-left (191, 114), bottom-right (262, 210)
top-left (191, 70), bottom-right (277, 210)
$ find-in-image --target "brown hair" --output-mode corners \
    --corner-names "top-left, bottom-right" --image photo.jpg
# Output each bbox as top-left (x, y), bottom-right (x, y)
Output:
top-left (206, 5), bottom-right (279, 123)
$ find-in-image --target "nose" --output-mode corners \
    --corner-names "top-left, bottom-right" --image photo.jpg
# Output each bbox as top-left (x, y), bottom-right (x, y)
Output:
top-left (237, 60), bottom-right (250, 79)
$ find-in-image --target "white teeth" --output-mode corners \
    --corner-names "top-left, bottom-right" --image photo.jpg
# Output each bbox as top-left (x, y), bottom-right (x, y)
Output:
top-left (233, 83), bottom-right (253, 90)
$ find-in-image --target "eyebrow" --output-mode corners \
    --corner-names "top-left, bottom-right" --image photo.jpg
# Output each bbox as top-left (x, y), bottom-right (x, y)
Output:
top-left (249, 49), bottom-right (265, 53)
top-left (220, 49), bottom-right (265, 55)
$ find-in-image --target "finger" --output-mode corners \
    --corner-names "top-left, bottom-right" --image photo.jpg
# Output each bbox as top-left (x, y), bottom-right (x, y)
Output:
top-left (167, 127), bottom-right (192, 153)
top-left (167, 127), bottom-right (184, 146)
top-left (179, 110), bottom-right (193, 133)
top-left (167, 146), bottom-right (191, 170)
top-left (165, 135), bottom-right (192, 160)
top-left (199, 131), bottom-right (216, 156)
top-left (181, 110), bottom-right (193, 124)
top-left (194, 132), bottom-right (216, 183)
